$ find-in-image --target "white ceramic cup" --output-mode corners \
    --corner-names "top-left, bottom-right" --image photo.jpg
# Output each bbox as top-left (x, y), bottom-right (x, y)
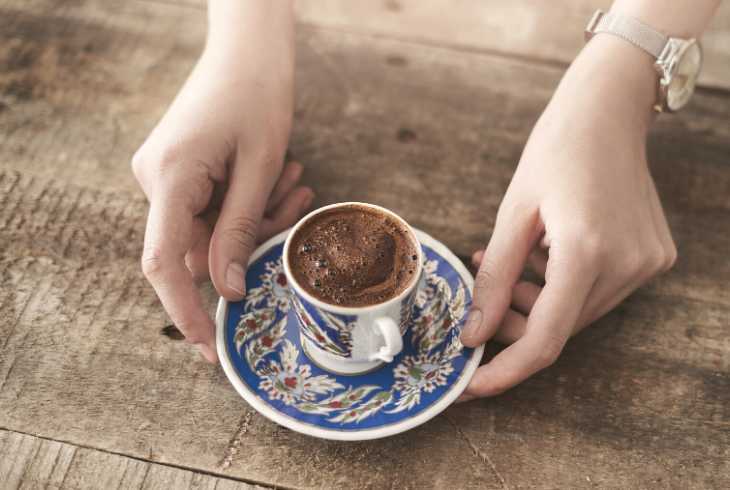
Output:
top-left (282, 202), bottom-right (423, 375)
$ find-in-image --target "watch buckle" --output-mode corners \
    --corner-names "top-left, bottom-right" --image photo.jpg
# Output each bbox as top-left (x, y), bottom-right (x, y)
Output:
top-left (584, 10), bottom-right (604, 41)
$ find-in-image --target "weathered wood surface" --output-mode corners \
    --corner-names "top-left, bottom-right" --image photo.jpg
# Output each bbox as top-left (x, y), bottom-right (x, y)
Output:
top-left (170, 0), bottom-right (730, 90)
top-left (0, 429), bottom-right (265, 489)
top-left (1, 0), bottom-right (729, 489)
top-left (295, 0), bottom-right (730, 90)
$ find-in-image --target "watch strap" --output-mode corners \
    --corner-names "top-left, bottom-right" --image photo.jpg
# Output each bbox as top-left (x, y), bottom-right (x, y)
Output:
top-left (585, 10), bottom-right (668, 58)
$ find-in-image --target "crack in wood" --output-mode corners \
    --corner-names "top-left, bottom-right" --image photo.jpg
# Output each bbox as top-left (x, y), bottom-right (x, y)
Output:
top-left (218, 411), bottom-right (254, 471)
top-left (138, 461), bottom-right (152, 489)
top-left (57, 445), bottom-right (77, 489)
top-left (16, 433), bottom-right (43, 488)
top-left (1, 259), bottom-right (40, 351)
top-left (0, 356), bottom-right (16, 393)
top-left (0, 427), bottom-right (278, 489)
top-left (47, 441), bottom-right (63, 489)
top-left (445, 414), bottom-right (509, 490)
top-left (0, 173), bottom-right (30, 230)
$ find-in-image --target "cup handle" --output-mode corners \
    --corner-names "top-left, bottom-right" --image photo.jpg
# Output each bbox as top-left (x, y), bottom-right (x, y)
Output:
top-left (369, 317), bottom-right (403, 363)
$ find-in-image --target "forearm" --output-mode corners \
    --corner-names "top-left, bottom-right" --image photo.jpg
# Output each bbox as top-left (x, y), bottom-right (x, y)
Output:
top-left (205, 0), bottom-right (295, 66)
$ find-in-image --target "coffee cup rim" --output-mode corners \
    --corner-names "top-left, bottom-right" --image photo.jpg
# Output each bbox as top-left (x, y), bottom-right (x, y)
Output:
top-left (282, 202), bottom-right (423, 314)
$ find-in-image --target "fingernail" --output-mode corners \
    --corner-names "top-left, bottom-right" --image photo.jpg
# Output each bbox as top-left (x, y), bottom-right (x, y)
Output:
top-left (198, 343), bottom-right (218, 364)
top-left (226, 262), bottom-right (245, 296)
top-left (460, 308), bottom-right (483, 343)
top-left (455, 393), bottom-right (476, 404)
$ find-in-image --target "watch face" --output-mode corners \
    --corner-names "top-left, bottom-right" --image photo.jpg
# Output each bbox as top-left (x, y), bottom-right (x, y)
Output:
top-left (667, 40), bottom-right (702, 111)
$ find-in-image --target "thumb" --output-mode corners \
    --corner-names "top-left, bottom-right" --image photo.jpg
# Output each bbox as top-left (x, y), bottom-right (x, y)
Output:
top-left (210, 154), bottom-right (278, 301)
top-left (461, 202), bottom-right (541, 347)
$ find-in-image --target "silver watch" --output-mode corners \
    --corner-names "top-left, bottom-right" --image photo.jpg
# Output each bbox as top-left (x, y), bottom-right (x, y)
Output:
top-left (585, 9), bottom-right (702, 113)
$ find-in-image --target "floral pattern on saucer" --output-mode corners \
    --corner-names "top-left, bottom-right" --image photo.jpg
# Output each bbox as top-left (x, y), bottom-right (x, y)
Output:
top-left (223, 240), bottom-right (474, 432)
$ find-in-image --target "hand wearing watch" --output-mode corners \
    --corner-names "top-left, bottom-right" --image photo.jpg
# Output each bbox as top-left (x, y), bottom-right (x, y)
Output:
top-left (585, 9), bottom-right (703, 113)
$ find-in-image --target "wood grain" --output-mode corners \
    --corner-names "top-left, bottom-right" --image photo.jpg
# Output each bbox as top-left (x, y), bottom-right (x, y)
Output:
top-left (2, 0), bottom-right (728, 303)
top-left (294, 0), bottom-right (730, 90)
top-left (157, 0), bottom-right (730, 90)
top-left (0, 0), bottom-right (729, 489)
top-left (0, 429), bottom-right (265, 489)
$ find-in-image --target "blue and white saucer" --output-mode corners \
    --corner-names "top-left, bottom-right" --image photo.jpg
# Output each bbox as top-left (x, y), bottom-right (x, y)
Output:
top-left (216, 229), bottom-right (483, 441)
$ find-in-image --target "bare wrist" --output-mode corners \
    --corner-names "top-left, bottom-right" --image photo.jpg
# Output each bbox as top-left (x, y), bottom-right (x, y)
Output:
top-left (205, 0), bottom-right (295, 59)
top-left (554, 33), bottom-right (658, 133)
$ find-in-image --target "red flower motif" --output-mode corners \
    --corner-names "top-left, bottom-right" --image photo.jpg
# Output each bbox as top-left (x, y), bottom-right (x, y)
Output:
top-left (276, 273), bottom-right (287, 287)
top-left (329, 401), bottom-right (342, 408)
top-left (315, 333), bottom-right (324, 342)
top-left (261, 336), bottom-right (273, 347)
top-left (284, 376), bottom-right (298, 388)
top-left (245, 319), bottom-right (257, 330)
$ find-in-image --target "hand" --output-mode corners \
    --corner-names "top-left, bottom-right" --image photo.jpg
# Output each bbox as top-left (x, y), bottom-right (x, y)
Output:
top-left (132, 1), bottom-right (309, 362)
top-left (459, 35), bottom-right (677, 399)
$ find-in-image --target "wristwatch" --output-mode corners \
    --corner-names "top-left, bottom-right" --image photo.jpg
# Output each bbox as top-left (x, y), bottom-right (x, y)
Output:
top-left (585, 9), bottom-right (702, 113)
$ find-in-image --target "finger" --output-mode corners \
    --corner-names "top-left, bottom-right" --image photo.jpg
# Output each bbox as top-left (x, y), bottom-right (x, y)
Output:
top-left (464, 246), bottom-right (597, 397)
top-left (473, 247), bottom-right (546, 283)
top-left (209, 152), bottom-right (280, 301)
top-left (455, 393), bottom-right (477, 404)
top-left (646, 177), bottom-right (677, 272)
top-left (210, 181), bottom-right (227, 210)
top-left (185, 217), bottom-right (211, 282)
top-left (266, 161), bottom-right (303, 215)
top-left (471, 250), bottom-right (484, 268)
top-left (259, 186), bottom-right (314, 241)
top-left (511, 280), bottom-right (541, 315)
top-left (142, 198), bottom-right (218, 362)
top-left (460, 203), bottom-right (541, 347)
top-left (574, 275), bottom-right (641, 334)
top-left (492, 309), bottom-right (528, 344)
top-left (528, 250), bottom-right (548, 278)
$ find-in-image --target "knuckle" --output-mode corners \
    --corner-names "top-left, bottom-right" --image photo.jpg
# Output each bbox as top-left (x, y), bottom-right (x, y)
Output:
top-left (537, 335), bottom-right (565, 368)
top-left (140, 246), bottom-right (166, 280)
top-left (473, 260), bottom-right (512, 311)
top-left (622, 246), bottom-right (645, 275)
top-left (131, 144), bottom-right (185, 186)
top-left (496, 199), bottom-right (534, 226)
top-left (183, 331), bottom-right (206, 346)
top-left (474, 262), bottom-right (499, 292)
top-left (220, 215), bottom-right (259, 250)
top-left (156, 144), bottom-right (186, 171)
top-left (565, 228), bottom-right (604, 265)
top-left (643, 245), bottom-right (667, 274)
top-left (131, 150), bottom-right (145, 180)
top-left (579, 232), bottom-right (605, 260)
top-left (664, 243), bottom-right (678, 271)
top-left (249, 144), bottom-right (286, 172)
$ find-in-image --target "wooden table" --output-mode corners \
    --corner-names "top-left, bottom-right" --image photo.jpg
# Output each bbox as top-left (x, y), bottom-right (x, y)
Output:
top-left (1, 1), bottom-right (728, 488)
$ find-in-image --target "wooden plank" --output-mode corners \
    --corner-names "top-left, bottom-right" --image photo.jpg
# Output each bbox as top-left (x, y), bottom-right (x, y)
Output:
top-left (0, 1), bottom-right (729, 489)
top-left (0, 172), bottom-right (500, 487)
top-left (295, 0), bottom-right (730, 91)
top-left (161, 0), bottom-right (730, 90)
top-left (1, 0), bottom-right (728, 305)
top-left (0, 429), bottom-right (265, 489)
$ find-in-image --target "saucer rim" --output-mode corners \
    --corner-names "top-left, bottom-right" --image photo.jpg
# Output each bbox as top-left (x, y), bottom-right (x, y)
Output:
top-left (215, 227), bottom-right (484, 441)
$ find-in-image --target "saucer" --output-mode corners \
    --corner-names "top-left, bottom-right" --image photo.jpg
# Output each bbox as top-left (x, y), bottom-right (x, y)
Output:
top-left (216, 229), bottom-right (483, 441)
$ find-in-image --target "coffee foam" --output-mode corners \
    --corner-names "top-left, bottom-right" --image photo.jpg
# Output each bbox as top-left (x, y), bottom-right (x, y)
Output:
top-left (288, 205), bottom-right (418, 307)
